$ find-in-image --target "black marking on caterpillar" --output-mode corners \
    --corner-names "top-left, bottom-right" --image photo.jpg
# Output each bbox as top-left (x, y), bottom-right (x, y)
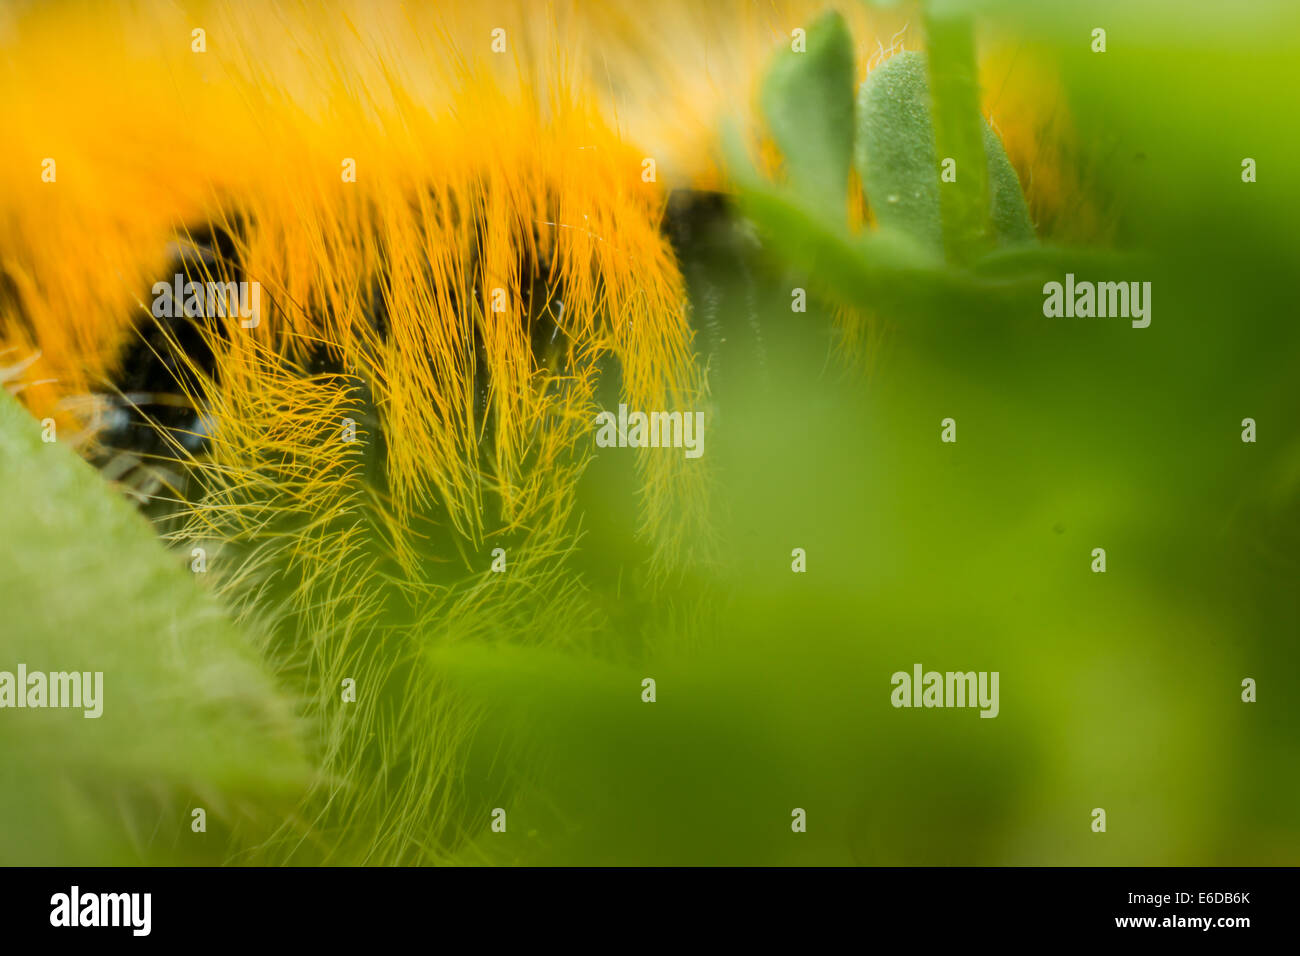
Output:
top-left (91, 220), bottom-right (248, 504)
top-left (662, 189), bottom-right (770, 410)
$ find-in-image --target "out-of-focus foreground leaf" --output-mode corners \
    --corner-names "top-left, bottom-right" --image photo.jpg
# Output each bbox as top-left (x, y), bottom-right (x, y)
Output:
top-left (0, 391), bottom-right (309, 864)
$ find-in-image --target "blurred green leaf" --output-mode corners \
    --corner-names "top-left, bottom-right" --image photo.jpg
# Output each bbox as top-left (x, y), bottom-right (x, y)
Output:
top-left (0, 391), bottom-right (309, 864)
top-left (982, 121), bottom-right (1035, 244)
top-left (922, 9), bottom-right (992, 261)
top-left (759, 10), bottom-right (856, 217)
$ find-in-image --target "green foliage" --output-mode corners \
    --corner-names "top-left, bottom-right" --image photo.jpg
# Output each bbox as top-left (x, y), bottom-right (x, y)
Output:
top-left (747, 10), bottom-right (1038, 335)
top-left (759, 11), bottom-right (856, 217)
top-left (711, 0), bottom-right (1300, 866)
top-left (855, 50), bottom-right (947, 253)
top-left (982, 122), bottom-right (1035, 245)
top-left (920, 9), bottom-right (992, 261)
top-left (856, 50), bottom-right (1032, 255)
top-left (0, 391), bottom-right (308, 864)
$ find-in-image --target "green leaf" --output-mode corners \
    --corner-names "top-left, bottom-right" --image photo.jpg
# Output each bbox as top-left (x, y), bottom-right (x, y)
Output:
top-left (738, 181), bottom-right (948, 311)
top-left (856, 51), bottom-right (947, 254)
top-left (759, 10), bottom-right (856, 217)
top-left (856, 50), bottom-right (1035, 258)
top-left (922, 8), bottom-right (991, 262)
top-left (983, 120), bottom-right (1035, 244)
top-left (0, 391), bottom-right (308, 864)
